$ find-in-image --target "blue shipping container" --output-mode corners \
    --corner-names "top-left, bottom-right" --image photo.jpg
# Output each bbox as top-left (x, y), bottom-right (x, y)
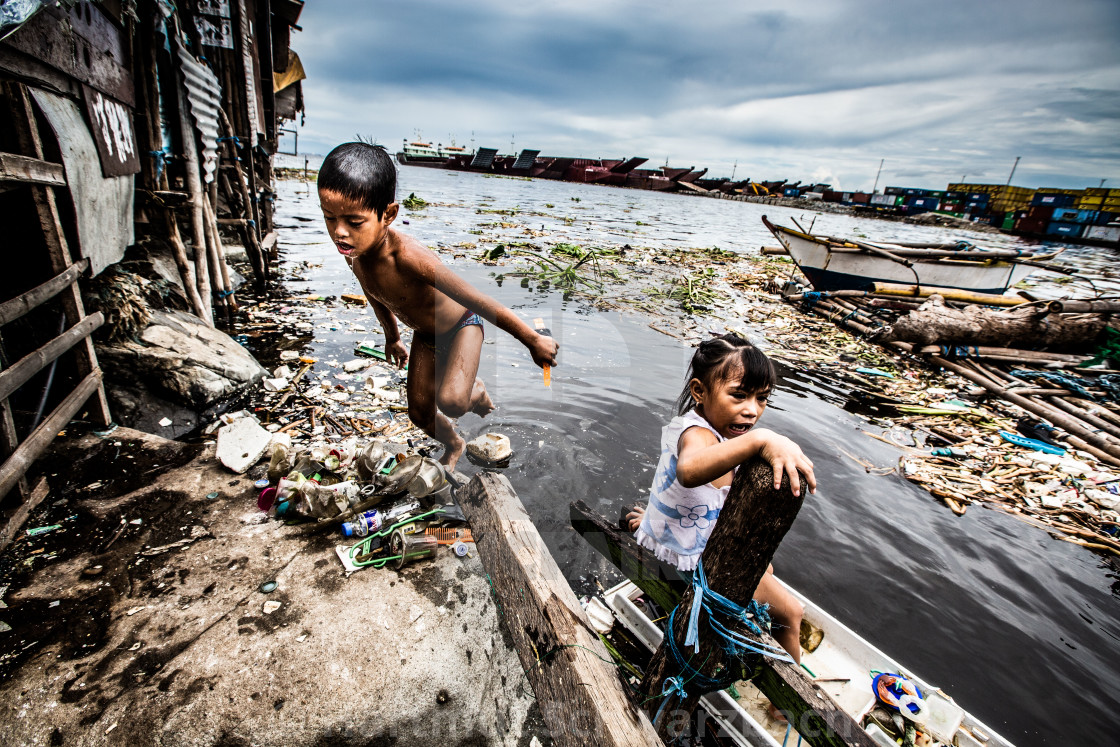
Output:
top-left (908, 196), bottom-right (940, 208)
top-left (1052, 208), bottom-right (1098, 224)
top-left (783, 187), bottom-right (800, 197)
top-left (1032, 193), bottom-right (1076, 208)
top-left (967, 193), bottom-right (991, 203)
top-left (1095, 211), bottom-right (1119, 226)
top-left (1047, 221), bottom-right (1084, 238)
top-left (884, 186), bottom-right (904, 196)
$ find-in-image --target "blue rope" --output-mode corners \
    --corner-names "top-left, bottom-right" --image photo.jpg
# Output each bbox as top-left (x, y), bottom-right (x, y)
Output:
top-left (801, 291), bottom-right (823, 308)
top-left (217, 135), bottom-right (242, 147)
top-left (1009, 369), bottom-right (1097, 400)
top-left (655, 559), bottom-right (794, 718)
top-left (939, 345), bottom-right (980, 359)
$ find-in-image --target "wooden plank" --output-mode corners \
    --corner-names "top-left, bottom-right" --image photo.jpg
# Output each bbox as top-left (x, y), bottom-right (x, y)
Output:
top-left (570, 500), bottom-right (686, 613)
top-left (0, 258), bottom-right (88, 326)
top-left (7, 82), bottom-right (111, 427)
top-left (0, 369), bottom-right (101, 503)
top-left (458, 472), bottom-right (662, 747)
top-left (0, 311), bottom-right (104, 401)
top-left (0, 152), bottom-right (66, 187)
top-left (0, 477), bottom-right (49, 553)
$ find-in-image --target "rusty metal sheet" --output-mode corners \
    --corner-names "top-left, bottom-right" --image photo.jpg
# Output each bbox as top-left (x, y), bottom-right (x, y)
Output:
top-left (29, 88), bottom-right (133, 276)
top-left (0, 2), bottom-right (134, 106)
top-left (81, 84), bottom-right (139, 177)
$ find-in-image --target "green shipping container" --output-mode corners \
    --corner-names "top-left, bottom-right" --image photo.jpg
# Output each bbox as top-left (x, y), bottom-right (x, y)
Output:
top-left (1001, 212), bottom-right (1015, 230)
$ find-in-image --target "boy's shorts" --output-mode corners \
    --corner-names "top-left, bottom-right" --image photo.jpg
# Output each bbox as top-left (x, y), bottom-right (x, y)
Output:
top-left (420, 310), bottom-right (484, 355)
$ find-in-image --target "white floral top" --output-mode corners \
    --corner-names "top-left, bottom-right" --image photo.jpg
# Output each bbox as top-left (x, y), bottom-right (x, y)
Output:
top-left (634, 409), bottom-right (731, 571)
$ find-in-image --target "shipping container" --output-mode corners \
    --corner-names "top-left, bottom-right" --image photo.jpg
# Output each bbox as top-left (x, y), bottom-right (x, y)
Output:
top-left (841, 192), bottom-right (853, 202)
top-left (1084, 187), bottom-right (1120, 198)
top-left (870, 194), bottom-right (895, 206)
top-left (1032, 193), bottom-right (1076, 207)
top-left (943, 191), bottom-right (965, 201)
top-left (966, 193), bottom-right (991, 203)
top-left (1002, 212), bottom-right (1016, 230)
top-left (1027, 205), bottom-right (1055, 220)
top-left (1015, 216), bottom-right (1048, 234)
top-left (822, 190), bottom-right (842, 202)
top-left (965, 201), bottom-right (991, 214)
top-left (1047, 221), bottom-right (1084, 238)
top-left (1095, 211), bottom-right (1119, 225)
top-left (907, 196), bottom-right (940, 208)
top-left (1085, 225), bottom-right (1120, 243)
top-left (783, 187), bottom-right (800, 197)
top-left (884, 186), bottom-right (904, 196)
top-left (1052, 208), bottom-right (1098, 224)
top-left (851, 192), bottom-right (871, 204)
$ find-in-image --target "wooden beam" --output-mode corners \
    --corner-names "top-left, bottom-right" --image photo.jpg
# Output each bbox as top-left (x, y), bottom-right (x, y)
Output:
top-left (0, 311), bottom-right (104, 401)
top-left (0, 369), bottom-right (102, 503)
top-left (0, 152), bottom-right (66, 187)
top-left (458, 472), bottom-right (662, 747)
top-left (0, 477), bottom-right (49, 553)
top-left (0, 258), bottom-right (88, 326)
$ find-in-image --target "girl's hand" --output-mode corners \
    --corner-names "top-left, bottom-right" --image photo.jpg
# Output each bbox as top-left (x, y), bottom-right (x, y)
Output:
top-left (757, 432), bottom-right (816, 497)
top-left (386, 340), bottom-right (409, 369)
top-left (528, 334), bottom-right (559, 368)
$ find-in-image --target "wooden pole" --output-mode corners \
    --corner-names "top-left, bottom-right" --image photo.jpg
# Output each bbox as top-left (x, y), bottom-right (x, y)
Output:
top-left (457, 472), bottom-right (662, 747)
top-left (635, 459), bottom-right (875, 747)
top-left (218, 109), bottom-right (267, 282)
top-left (870, 283), bottom-right (1026, 307)
top-left (1047, 299), bottom-right (1120, 314)
top-left (164, 210), bottom-right (210, 322)
top-left (202, 194), bottom-right (236, 312)
top-left (174, 77), bottom-right (212, 324)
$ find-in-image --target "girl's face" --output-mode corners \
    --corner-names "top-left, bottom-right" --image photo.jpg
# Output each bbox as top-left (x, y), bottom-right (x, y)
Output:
top-left (690, 372), bottom-right (770, 440)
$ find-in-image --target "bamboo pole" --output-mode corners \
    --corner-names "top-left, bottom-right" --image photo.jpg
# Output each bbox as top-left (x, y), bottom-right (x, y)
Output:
top-left (202, 194), bottom-right (236, 312)
top-left (218, 109), bottom-right (267, 282)
top-left (870, 283), bottom-right (1025, 307)
top-left (1045, 396), bottom-right (1120, 442)
top-left (174, 77), bottom-right (212, 324)
top-left (1047, 299), bottom-right (1120, 314)
top-left (164, 210), bottom-right (210, 322)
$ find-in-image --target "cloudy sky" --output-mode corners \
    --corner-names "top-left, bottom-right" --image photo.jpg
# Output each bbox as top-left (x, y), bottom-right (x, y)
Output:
top-left (289, 0), bottom-right (1120, 192)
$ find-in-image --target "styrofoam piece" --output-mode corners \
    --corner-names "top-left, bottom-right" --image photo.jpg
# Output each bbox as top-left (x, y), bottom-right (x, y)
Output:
top-left (216, 417), bottom-right (273, 473)
top-left (467, 432), bottom-right (512, 462)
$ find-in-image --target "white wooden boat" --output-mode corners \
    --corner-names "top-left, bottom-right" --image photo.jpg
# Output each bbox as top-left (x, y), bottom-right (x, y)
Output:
top-left (605, 579), bottom-right (1015, 747)
top-left (761, 216), bottom-right (1054, 294)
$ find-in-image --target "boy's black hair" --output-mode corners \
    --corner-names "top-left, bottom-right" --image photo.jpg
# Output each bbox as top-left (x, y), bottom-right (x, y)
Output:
top-left (317, 142), bottom-right (397, 217)
top-left (675, 333), bottom-right (775, 415)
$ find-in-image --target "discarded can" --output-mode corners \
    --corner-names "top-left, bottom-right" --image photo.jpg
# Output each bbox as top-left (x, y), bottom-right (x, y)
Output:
top-left (389, 528), bottom-right (438, 569)
top-left (340, 510), bottom-right (383, 538)
top-left (451, 541), bottom-right (469, 558)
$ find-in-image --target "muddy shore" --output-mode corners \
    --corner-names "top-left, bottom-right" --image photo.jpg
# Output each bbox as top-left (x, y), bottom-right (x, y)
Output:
top-left (0, 427), bottom-right (545, 746)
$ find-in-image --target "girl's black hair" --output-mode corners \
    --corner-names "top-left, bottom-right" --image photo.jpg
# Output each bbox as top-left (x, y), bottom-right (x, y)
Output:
top-left (675, 333), bottom-right (775, 415)
top-left (317, 142), bottom-right (396, 217)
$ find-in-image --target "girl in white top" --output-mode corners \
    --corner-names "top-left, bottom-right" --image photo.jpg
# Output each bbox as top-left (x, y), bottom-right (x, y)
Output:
top-left (627, 334), bottom-right (815, 691)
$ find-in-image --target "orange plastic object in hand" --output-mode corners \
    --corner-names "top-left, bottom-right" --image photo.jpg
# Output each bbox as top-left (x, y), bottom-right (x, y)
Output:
top-left (533, 317), bottom-right (551, 387)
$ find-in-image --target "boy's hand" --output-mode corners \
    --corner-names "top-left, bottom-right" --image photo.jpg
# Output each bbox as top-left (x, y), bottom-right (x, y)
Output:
top-left (386, 340), bottom-right (409, 369)
top-left (756, 431), bottom-right (816, 497)
top-left (528, 334), bottom-right (559, 369)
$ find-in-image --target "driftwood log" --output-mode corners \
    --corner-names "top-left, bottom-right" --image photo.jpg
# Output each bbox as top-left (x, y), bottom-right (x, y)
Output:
top-left (634, 458), bottom-right (876, 747)
top-left (457, 472), bottom-right (662, 747)
top-left (879, 295), bottom-right (1110, 350)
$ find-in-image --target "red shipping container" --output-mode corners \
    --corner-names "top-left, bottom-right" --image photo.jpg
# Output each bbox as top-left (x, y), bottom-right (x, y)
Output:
top-left (1015, 216), bottom-right (1048, 234)
top-left (1027, 205), bottom-right (1055, 220)
top-left (851, 193), bottom-right (871, 204)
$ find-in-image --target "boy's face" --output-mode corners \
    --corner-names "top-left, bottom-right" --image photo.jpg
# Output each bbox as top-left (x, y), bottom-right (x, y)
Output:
top-left (318, 189), bottom-right (398, 260)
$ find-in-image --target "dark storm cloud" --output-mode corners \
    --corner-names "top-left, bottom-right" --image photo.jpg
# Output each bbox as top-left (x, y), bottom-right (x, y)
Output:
top-left (293, 0), bottom-right (1120, 189)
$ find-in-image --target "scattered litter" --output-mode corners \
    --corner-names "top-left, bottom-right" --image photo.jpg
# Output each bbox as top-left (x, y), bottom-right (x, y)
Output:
top-left (580, 596), bottom-right (615, 635)
top-left (263, 601), bottom-right (282, 614)
top-left (466, 432), bottom-right (512, 463)
top-left (126, 606), bottom-right (147, 616)
top-left (259, 580), bottom-right (278, 593)
top-left (129, 642), bottom-right (142, 651)
top-left (0, 621), bottom-right (11, 633)
top-left (25, 525), bottom-right (61, 537)
top-left (159, 417), bottom-right (173, 427)
top-left (217, 417), bottom-right (273, 473)
top-left (129, 518), bottom-right (143, 525)
top-left (48, 600), bottom-right (59, 608)
top-left (138, 526), bottom-right (210, 556)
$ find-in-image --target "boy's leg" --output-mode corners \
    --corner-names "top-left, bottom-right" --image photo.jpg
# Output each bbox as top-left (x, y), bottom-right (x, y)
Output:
top-left (435, 324), bottom-right (493, 418)
top-left (406, 341), bottom-right (467, 469)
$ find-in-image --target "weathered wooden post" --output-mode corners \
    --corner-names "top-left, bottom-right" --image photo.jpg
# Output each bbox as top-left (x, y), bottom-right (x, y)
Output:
top-left (458, 472), bottom-right (663, 747)
top-left (635, 458), bottom-right (876, 747)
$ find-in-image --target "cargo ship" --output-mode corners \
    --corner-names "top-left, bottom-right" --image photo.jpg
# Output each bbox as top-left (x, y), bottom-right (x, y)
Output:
top-left (395, 138), bottom-right (473, 167)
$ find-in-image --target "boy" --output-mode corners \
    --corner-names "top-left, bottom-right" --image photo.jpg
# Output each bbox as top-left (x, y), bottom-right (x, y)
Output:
top-left (317, 143), bottom-right (558, 469)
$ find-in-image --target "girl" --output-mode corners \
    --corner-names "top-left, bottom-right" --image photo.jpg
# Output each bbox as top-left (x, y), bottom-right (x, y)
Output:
top-left (627, 333), bottom-right (815, 682)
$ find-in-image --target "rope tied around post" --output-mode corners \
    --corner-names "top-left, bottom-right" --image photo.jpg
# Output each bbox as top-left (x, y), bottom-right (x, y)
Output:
top-left (655, 558), bottom-right (793, 718)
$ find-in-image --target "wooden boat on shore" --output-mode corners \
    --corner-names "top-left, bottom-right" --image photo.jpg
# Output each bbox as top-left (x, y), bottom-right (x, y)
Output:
top-left (604, 578), bottom-right (1015, 747)
top-left (762, 216), bottom-right (1059, 294)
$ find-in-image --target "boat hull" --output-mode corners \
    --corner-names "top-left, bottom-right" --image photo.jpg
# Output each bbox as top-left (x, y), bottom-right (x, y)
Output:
top-left (767, 221), bottom-right (1034, 294)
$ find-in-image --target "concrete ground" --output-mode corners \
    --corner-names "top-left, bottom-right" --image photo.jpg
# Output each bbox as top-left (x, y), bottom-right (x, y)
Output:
top-left (0, 427), bottom-right (546, 746)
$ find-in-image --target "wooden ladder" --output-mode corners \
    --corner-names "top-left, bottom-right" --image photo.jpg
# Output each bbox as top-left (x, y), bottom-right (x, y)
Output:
top-left (0, 81), bottom-right (112, 550)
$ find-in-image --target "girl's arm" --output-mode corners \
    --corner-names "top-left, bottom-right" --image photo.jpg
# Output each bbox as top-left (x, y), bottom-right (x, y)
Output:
top-left (419, 254), bottom-right (559, 367)
top-left (676, 426), bottom-right (816, 497)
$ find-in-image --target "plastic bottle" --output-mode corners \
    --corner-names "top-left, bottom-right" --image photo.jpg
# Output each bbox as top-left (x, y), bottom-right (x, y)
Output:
top-left (341, 509), bottom-right (383, 538)
top-left (267, 442), bottom-right (291, 484)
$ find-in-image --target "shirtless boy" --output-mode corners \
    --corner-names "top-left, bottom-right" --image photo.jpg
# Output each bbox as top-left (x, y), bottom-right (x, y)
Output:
top-left (317, 143), bottom-right (558, 469)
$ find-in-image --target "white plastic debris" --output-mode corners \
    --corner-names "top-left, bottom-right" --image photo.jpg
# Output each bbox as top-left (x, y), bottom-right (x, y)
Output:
top-left (343, 359), bottom-right (368, 373)
top-left (279, 350), bottom-right (300, 361)
top-left (581, 596), bottom-right (614, 635)
top-left (159, 417), bottom-right (173, 427)
top-left (262, 377), bottom-right (289, 392)
top-left (466, 432), bottom-right (512, 463)
top-left (263, 601), bottom-right (282, 614)
top-left (217, 417), bottom-right (273, 473)
top-left (272, 365), bottom-right (293, 380)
